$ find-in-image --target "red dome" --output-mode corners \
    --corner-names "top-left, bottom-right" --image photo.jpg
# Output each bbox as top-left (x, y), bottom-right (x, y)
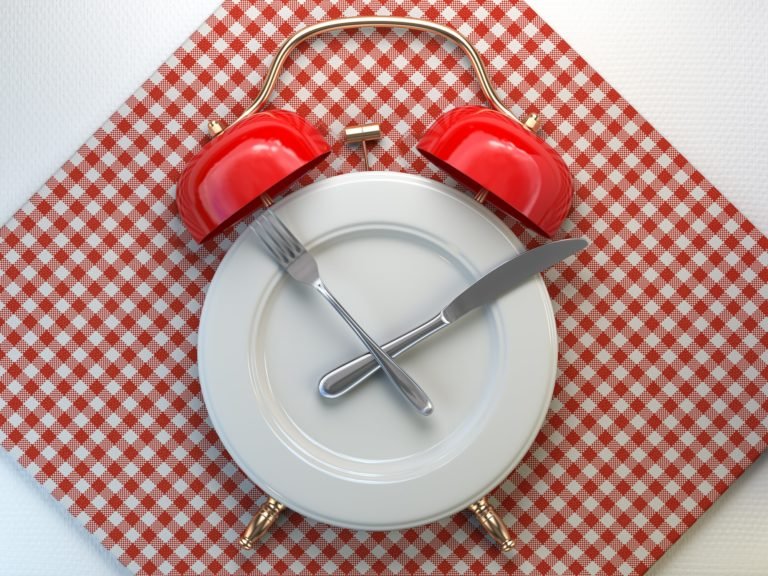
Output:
top-left (177, 109), bottom-right (330, 243)
top-left (417, 106), bottom-right (572, 237)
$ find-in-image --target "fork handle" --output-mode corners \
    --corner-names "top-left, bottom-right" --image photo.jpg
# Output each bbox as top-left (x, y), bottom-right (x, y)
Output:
top-left (319, 313), bottom-right (449, 398)
top-left (313, 281), bottom-right (434, 416)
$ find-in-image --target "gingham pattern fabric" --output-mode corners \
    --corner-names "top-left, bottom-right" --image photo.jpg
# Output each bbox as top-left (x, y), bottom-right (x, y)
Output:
top-left (1, 1), bottom-right (767, 574)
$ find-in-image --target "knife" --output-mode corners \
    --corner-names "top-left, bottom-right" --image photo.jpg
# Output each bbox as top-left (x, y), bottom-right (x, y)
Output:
top-left (318, 237), bottom-right (588, 398)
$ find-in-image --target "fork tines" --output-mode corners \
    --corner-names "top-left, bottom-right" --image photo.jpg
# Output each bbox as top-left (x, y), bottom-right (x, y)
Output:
top-left (255, 210), bottom-right (305, 265)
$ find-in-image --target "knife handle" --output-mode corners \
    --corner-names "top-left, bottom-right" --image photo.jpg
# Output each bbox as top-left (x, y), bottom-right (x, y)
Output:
top-left (319, 313), bottom-right (449, 398)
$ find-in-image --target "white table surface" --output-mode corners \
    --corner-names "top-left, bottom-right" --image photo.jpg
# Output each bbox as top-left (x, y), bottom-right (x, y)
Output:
top-left (1, 2), bottom-right (766, 574)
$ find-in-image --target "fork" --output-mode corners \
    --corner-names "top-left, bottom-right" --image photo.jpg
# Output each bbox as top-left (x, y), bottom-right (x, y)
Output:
top-left (252, 209), bottom-right (434, 416)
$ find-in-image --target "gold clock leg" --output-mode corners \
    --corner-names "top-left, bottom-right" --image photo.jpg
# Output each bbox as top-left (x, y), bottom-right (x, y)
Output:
top-left (240, 497), bottom-right (286, 550)
top-left (468, 496), bottom-right (514, 552)
top-left (473, 189), bottom-right (489, 203)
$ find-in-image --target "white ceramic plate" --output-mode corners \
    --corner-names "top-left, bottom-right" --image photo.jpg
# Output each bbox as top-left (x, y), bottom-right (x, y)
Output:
top-left (198, 172), bottom-right (557, 530)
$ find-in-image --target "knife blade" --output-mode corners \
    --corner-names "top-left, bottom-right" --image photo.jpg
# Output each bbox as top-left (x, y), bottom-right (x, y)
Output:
top-left (318, 237), bottom-right (588, 398)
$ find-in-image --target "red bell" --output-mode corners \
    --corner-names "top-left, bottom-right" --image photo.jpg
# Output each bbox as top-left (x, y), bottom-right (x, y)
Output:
top-left (176, 109), bottom-right (330, 243)
top-left (417, 106), bottom-right (572, 237)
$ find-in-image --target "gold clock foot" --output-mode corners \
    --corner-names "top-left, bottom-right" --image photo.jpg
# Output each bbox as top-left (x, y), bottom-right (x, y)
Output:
top-left (240, 497), bottom-right (286, 550)
top-left (468, 496), bottom-right (514, 552)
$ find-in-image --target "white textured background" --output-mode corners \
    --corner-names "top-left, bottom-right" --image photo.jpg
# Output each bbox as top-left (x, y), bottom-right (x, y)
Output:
top-left (0, 1), bottom-right (766, 574)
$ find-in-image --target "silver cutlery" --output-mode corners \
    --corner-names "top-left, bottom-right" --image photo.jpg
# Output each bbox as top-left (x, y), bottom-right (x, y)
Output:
top-left (253, 209), bottom-right (434, 415)
top-left (318, 237), bottom-right (588, 398)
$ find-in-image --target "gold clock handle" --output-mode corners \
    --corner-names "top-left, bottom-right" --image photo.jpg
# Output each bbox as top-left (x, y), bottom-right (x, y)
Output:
top-left (469, 496), bottom-right (515, 552)
top-left (213, 15), bottom-right (527, 137)
top-left (240, 497), bottom-right (286, 549)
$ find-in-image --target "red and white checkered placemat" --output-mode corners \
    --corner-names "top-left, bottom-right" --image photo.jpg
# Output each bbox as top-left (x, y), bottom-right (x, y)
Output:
top-left (2, 1), bottom-right (767, 574)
